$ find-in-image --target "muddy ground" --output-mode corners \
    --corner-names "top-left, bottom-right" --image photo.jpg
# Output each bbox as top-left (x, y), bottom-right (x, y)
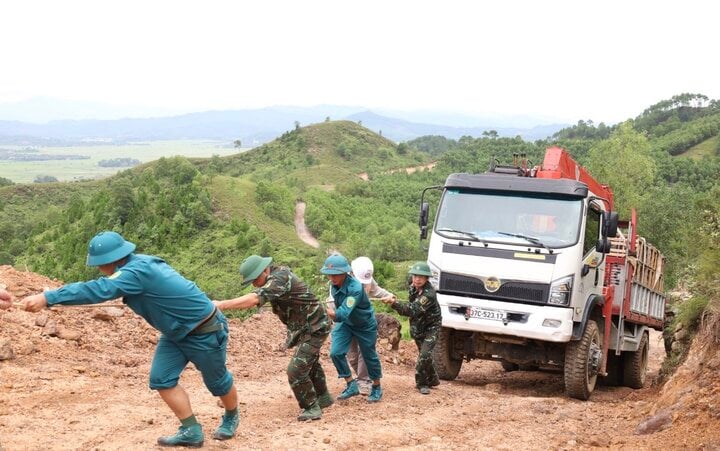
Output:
top-left (1, 265), bottom-right (719, 450)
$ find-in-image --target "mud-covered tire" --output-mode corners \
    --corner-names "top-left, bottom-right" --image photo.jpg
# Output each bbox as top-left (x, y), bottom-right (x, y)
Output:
top-left (564, 320), bottom-right (601, 400)
top-left (623, 332), bottom-right (649, 389)
top-left (433, 327), bottom-right (462, 380)
top-left (599, 352), bottom-right (624, 386)
top-left (500, 360), bottom-right (519, 372)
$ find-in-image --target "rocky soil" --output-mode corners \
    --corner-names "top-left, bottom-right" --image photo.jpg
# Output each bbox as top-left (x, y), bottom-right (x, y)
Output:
top-left (1, 264), bottom-right (719, 450)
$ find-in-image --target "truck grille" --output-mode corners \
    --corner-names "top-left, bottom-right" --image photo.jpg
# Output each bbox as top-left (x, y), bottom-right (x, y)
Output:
top-left (439, 272), bottom-right (550, 305)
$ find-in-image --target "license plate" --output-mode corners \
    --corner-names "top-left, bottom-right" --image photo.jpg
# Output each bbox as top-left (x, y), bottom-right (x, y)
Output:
top-left (467, 307), bottom-right (507, 321)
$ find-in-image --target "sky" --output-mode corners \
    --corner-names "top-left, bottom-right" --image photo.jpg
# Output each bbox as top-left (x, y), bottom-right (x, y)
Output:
top-left (1, 0), bottom-right (718, 124)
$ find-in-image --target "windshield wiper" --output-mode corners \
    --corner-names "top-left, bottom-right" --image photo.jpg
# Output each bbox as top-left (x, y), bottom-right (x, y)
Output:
top-left (496, 232), bottom-right (549, 251)
top-left (436, 228), bottom-right (484, 242)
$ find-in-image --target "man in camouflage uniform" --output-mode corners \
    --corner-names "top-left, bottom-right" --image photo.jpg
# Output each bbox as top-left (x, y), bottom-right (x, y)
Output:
top-left (383, 261), bottom-right (441, 394)
top-left (215, 255), bottom-right (333, 421)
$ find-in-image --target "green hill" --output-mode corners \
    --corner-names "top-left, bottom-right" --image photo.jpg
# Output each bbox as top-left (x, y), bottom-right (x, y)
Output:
top-left (1, 120), bottom-right (434, 300)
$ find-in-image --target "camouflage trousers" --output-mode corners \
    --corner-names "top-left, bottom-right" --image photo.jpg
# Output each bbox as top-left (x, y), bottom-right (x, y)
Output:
top-left (413, 326), bottom-right (440, 388)
top-left (287, 332), bottom-right (330, 409)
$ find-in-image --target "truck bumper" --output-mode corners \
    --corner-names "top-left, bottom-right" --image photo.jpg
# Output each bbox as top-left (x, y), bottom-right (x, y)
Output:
top-left (439, 293), bottom-right (574, 343)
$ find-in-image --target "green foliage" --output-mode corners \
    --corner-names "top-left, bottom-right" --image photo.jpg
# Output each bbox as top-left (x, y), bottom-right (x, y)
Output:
top-left (0, 176), bottom-right (13, 187)
top-left (255, 181), bottom-right (294, 223)
top-left (405, 135), bottom-right (458, 155)
top-left (34, 175), bottom-right (58, 183)
top-left (676, 295), bottom-right (710, 331)
top-left (634, 93), bottom-right (715, 137)
top-left (586, 122), bottom-right (656, 217)
top-left (651, 113), bottom-right (720, 156)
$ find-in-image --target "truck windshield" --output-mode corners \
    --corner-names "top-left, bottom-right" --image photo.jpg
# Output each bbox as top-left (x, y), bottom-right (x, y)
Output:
top-left (435, 189), bottom-right (583, 249)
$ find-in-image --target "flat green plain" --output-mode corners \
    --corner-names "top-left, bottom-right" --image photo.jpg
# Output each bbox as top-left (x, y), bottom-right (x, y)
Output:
top-left (0, 140), bottom-right (244, 183)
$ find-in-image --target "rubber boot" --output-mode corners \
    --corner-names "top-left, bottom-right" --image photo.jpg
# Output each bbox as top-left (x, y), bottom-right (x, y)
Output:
top-left (213, 411), bottom-right (240, 440)
top-left (157, 424), bottom-right (204, 448)
top-left (317, 391), bottom-right (334, 408)
top-left (367, 384), bottom-right (383, 402)
top-left (297, 402), bottom-right (322, 421)
top-left (337, 379), bottom-right (360, 400)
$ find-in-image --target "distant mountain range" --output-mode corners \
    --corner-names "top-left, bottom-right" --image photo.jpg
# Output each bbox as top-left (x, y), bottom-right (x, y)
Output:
top-left (0, 99), bottom-right (569, 145)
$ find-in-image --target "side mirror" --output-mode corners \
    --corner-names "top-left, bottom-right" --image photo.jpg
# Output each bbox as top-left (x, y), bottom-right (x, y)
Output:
top-left (419, 202), bottom-right (429, 227)
top-left (602, 211), bottom-right (619, 237)
top-left (419, 202), bottom-right (430, 240)
top-left (596, 238), bottom-right (610, 253)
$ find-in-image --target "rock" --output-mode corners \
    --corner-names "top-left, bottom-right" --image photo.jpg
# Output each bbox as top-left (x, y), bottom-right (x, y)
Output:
top-left (58, 327), bottom-right (82, 341)
top-left (35, 312), bottom-right (49, 327)
top-left (323, 437), bottom-right (331, 444)
top-left (42, 320), bottom-right (58, 337)
top-left (635, 409), bottom-right (673, 435)
top-left (15, 341), bottom-right (36, 355)
top-left (92, 307), bottom-right (125, 321)
top-left (0, 338), bottom-right (15, 360)
top-left (675, 329), bottom-right (689, 341)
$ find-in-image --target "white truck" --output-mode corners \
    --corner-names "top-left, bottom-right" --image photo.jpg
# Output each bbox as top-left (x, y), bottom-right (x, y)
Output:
top-left (419, 146), bottom-right (665, 399)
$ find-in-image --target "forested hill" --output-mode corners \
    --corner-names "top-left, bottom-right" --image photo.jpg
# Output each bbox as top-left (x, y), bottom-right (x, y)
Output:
top-left (1, 98), bottom-right (719, 335)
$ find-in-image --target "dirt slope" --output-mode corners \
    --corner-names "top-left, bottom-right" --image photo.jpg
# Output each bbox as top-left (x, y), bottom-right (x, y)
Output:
top-left (1, 265), bottom-right (719, 450)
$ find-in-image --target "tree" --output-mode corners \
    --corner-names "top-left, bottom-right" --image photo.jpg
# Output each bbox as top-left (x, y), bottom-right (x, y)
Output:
top-left (234, 139), bottom-right (242, 149)
top-left (0, 176), bottom-right (13, 187)
top-left (586, 122), bottom-right (656, 217)
top-left (33, 175), bottom-right (58, 183)
top-left (482, 130), bottom-right (499, 139)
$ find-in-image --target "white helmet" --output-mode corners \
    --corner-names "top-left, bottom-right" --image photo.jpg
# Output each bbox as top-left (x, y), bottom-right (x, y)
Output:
top-left (351, 256), bottom-right (374, 284)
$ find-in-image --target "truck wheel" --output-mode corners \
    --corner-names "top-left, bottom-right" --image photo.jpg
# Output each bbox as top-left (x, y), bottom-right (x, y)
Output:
top-left (433, 327), bottom-right (462, 380)
top-left (623, 332), bottom-right (649, 389)
top-left (501, 361), bottom-right (519, 372)
top-left (564, 320), bottom-right (601, 400)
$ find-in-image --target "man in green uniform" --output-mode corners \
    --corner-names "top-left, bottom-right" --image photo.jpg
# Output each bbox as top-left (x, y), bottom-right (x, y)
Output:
top-left (214, 255), bottom-right (333, 421)
top-left (20, 231), bottom-right (239, 448)
top-left (323, 254), bottom-right (384, 402)
top-left (383, 261), bottom-right (441, 394)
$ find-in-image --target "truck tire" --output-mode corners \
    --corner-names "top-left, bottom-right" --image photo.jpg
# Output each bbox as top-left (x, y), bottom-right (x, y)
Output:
top-left (564, 320), bottom-right (601, 400)
top-left (501, 361), bottom-right (519, 372)
top-left (433, 327), bottom-right (462, 380)
top-left (623, 332), bottom-right (649, 389)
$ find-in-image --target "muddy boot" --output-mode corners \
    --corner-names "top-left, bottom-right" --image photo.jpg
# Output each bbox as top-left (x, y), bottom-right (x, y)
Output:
top-left (337, 379), bottom-right (360, 400)
top-left (429, 376), bottom-right (440, 387)
top-left (157, 424), bottom-right (204, 448)
top-left (297, 402), bottom-right (322, 421)
top-left (419, 386), bottom-right (431, 395)
top-left (317, 391), bottom-right (334, 409)
top-left (367, 384), bottom-right (383, 403)
top-left (213, 411), bottom-right (240, 440)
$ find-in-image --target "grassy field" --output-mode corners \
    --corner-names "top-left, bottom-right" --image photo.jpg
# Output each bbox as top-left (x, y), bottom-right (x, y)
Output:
top-left (0, 140), bottom-right (246, 183)
top-left (680, 136), bottom-right (719, 160)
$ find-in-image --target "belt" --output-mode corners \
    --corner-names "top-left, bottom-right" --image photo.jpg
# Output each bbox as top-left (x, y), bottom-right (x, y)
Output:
top-left (190, 308), bottom-right (222, 335)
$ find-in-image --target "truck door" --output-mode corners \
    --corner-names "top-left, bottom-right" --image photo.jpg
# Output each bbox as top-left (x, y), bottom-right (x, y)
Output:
top-left (579, 203), bottom-right (604, 310)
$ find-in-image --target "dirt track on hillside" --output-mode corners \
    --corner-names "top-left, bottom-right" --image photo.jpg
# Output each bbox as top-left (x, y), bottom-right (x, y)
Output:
top-left (1, 265), bottom-right (719, 450)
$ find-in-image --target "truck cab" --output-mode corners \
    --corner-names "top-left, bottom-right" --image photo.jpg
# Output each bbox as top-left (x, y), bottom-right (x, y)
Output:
top-left (420, 147), bottom-right (663, 399)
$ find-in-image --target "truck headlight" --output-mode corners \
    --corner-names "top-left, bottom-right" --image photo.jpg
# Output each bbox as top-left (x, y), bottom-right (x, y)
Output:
top-left (548, 275), bottom-right (573, 306)
top-left (428, 261), bottom-right (440, 289)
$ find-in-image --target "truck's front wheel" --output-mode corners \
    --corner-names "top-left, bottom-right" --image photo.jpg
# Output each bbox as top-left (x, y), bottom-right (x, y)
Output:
top-left (433, 327), bottom-right (462, 380)
top-left (564, 320), bottom-right (601, 400)
top-left (623, 331), bottom-right (649, 389)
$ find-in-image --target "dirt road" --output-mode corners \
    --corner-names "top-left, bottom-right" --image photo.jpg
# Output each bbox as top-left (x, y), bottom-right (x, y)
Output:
top-left (294, 201), bottom-right (319, 248)
top-left (0, 266), bottom-right (718, 450)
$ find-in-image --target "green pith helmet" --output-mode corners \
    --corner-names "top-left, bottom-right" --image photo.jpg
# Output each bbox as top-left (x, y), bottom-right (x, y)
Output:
top-left (321, 254), bottom-right (351, 275)
top-left (86, 231), bottom-right (136, 266)
top-left (239, 255), bottom-right (272, 285)
top-left (408, 261), bottom-right (432, 276)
